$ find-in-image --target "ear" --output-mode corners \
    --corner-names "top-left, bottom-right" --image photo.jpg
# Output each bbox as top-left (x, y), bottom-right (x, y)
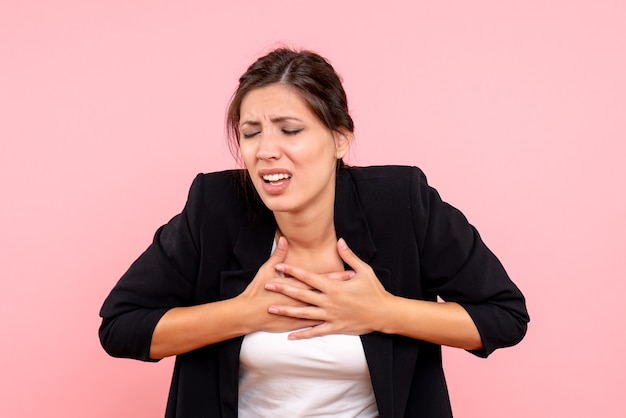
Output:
top-left (333, 128), bottom-right (353, 159)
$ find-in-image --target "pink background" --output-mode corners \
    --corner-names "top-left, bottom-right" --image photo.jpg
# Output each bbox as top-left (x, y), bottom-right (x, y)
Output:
top-left (1, 1), bottom-right (625, 416)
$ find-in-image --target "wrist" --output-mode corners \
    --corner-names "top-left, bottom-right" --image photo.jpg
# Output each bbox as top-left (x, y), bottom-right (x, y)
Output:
top-left (230, 293), bottom-right (257, 335)
top-left (373, 294), bottom-right (401, 335)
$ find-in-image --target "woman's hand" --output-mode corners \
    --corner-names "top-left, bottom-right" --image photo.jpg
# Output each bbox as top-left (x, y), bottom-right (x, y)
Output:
top-left (237, 236), bottom-right (353, 334)
top-left (263, 239), bottom-right (482, 350)
top-left (149, 237), bottom-right (357, 359)
top-left (264, 238), bottom-right (394, 340)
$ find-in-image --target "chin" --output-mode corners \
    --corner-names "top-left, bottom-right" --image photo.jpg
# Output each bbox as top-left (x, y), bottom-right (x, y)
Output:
top-left (259, 199), bottom-right (294, 214)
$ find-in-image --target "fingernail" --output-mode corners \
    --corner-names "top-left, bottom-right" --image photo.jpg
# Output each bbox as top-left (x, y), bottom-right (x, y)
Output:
top-left (268, 306), bottom-right (279, 314)
top-left (348, 271), bottom-right (356, 279)
top-left (265, 283), bottom-right (277, 291)
top-left (275, 264), bottom-right (285, 272)
top-left (338, 238), bottom-right (348, 250)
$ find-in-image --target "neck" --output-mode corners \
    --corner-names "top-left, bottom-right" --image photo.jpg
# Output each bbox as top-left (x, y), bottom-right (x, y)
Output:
top-left (274, 207), bottom-right (336, 251)
top-left (269, 172), bottom-right (343, 272)
top-left (272, 171), bottom-right (339, 251)
top-left (274, 207), bottom-right (344, 274)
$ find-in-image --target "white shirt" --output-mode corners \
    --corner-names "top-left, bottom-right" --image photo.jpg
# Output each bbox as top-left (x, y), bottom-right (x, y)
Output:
top-left (239, 330), bottom-right (379, 417)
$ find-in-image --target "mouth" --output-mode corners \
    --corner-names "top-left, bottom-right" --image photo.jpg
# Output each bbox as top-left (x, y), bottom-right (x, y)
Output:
top-left (258, 170), bottom-right (292, 195)
top-left (262, 173), bottom-right (292, 184)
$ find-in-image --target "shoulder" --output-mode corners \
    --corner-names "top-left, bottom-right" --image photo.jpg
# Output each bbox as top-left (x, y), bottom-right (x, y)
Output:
top-left (187, 169), bottom-right (246, 201)
top-left (340, 166), bottom-right (444, 225)
top-left (339, 166), bottom-right (430, 218)
top-left (344, 165), bottom-right (427, 184)
top-left (343, 165), bottom-right (428, 194)
top-left (188, 169), bottom-right (271, 219)
top-left (182, 169), bottom-right (250, 218)
top-left (193, 169), bottom-right (243, 190)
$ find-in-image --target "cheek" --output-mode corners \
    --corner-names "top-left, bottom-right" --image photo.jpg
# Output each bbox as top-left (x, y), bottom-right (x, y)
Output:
top-left (316, 141), bottom-right (342, 169)
top-left (238, 144), bottom-right (254, 167)
top-left (289, 136), bottom-right (336, 164)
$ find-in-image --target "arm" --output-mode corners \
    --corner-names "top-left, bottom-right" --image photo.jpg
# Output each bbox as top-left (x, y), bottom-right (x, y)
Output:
top-left (148, 238), bottom-right (323, 359)
top-left (148, 297), bottom-right (251, 359)
top-left (265, 239), bottom-right (482, 350)
top-left (380, 298), bottom-right (482, 350)
top-left (100, 211), bottom-right (323, 360)
top-left (335, 239), bottom-right (483, 350)
top-left (99, 175), bottom-right (319, 361)
top-left (411, 168), bottom-right (529, 356)
top-left (99, 175), bottom-right (205, 361)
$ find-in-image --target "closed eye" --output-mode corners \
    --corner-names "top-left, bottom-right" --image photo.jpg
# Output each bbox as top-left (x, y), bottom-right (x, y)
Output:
top-left (282, 128), bottom-right (303, 136)
top-left (242, 131), bottom-right (260, 139)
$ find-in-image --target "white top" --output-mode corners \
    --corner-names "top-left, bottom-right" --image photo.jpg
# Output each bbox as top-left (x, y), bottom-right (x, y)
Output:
top-left (238, 330), bottom-right (379, 417)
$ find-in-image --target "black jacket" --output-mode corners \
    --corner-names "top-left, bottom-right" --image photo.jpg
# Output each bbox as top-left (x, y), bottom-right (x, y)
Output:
top-left (100, 166), bottom-right (529, 417)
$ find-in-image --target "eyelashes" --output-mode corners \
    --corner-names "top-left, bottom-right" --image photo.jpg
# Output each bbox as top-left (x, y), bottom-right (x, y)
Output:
top-left (282, 128), bottom-right (303, 136)
top-left (242, 132), bottom-right (259, 139)
top-left (241, 128), bottom-right (303, 139)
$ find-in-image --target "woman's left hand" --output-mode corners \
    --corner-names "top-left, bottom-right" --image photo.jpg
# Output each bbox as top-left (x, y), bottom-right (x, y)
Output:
top-left (264, 238), bottom-right (394, 339)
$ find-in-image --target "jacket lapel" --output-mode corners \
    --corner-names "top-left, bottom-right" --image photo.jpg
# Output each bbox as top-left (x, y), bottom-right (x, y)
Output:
top-left (333, 169), bottom-right (377, 263)
top-left (335, 170), bottom-right (396, 417)
top-left (218, 204), bottom-right (276, 417)
top-left (220, 206), bottom-right (277, 300)
top-left (232, 206), bottom-right (277, 270)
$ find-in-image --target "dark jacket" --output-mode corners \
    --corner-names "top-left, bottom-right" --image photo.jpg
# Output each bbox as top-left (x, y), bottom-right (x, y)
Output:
top-left (99, 166), bottom-right (529, 417)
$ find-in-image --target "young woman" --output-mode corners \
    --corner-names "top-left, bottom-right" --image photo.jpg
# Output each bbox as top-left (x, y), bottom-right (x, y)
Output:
top-left (99, 48), bottom-right (529, 417)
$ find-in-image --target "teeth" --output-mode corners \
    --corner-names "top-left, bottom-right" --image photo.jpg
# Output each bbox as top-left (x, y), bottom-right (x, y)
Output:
top-left (263, 173), bottom-right (291, 182)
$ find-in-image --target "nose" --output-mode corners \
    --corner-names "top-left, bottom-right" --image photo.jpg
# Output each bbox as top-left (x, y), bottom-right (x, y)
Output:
top-left (255, 132), bottom-right (282, 161)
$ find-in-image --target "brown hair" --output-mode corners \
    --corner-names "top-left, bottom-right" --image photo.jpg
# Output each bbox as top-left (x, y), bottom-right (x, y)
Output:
top-left (226, 47), bottom-right (354, 167)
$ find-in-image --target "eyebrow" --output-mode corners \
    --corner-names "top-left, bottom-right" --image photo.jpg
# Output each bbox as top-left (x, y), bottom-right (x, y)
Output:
top-left (239, 116), bottom-right (303, 128)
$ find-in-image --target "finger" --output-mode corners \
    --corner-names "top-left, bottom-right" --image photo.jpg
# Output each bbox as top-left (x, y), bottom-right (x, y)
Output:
top-left (274, 264), bottom-right (326, 291)
top-left (268, 304), bottom-right (324, 321)
top-left (337, 238), bottom-right (367, 271)
top-left (274, 264), bottom-right (353, 284)
top-left (288, 322), bottom-right (334, 340)
top-left (321, 270), bottom-right (356, 281)
top-left (265, 280), bottom-right (324, 306)
top-left (268, 236), bottom-right (288, 265)
top-left (271, 276), bottom-right (315, 290)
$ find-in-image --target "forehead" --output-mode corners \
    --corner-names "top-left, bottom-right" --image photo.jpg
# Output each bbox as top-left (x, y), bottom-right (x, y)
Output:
top-left (239, 84), bottom-right (314, 121)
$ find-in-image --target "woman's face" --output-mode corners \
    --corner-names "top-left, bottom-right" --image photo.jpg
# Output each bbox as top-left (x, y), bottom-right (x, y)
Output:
top-left (239, 83), bottom-right (351, 216)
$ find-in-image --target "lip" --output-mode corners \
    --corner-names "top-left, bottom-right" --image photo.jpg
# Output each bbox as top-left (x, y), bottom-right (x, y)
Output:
top-left (258, 168), bottom-right (292, 195)
top-left (258, 168), bottom-right (293, 176)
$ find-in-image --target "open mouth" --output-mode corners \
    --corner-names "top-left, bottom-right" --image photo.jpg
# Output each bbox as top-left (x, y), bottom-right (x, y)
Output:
top-left (262, 173), bottom-right (292, 184)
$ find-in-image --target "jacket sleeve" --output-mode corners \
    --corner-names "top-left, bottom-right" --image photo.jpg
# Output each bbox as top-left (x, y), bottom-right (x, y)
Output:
top-left (98, 174), bottom-right (205, 361)
top-left (410, 168), bottom-right (529, 357)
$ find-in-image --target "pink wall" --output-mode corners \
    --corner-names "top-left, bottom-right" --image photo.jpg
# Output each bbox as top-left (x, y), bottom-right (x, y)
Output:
top-left (2, 1), bottom-right (625, 416)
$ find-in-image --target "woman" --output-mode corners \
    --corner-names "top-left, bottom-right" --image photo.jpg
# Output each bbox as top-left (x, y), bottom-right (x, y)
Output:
top-left (99, 48), bottom-right (529, 417)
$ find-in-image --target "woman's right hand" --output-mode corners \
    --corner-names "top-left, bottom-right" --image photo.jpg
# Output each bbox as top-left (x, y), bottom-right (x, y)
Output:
top-left (237, 237), bottom-right (324, 333)
top-left (149, 237), bottom-right (353, 359)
